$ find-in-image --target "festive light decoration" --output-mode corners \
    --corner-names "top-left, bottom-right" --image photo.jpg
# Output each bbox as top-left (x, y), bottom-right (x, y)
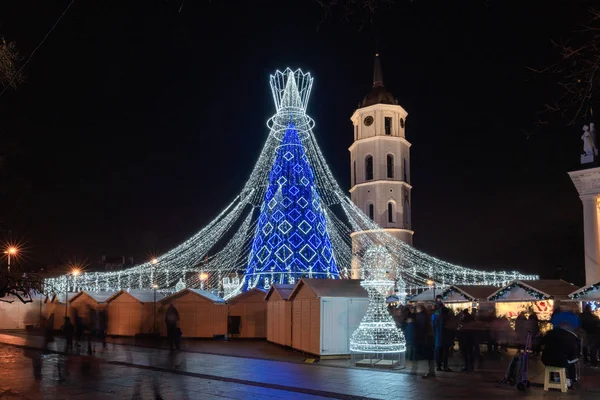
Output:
top-left (350, 246), bottom-right (406, 355)
top-left (488, 281), bottom-right (548, 301)
top-left (44, 67), bottom-right (538, 297)
top-left (571, 282), bottom-right (600, 299)
top-left (244, 117), bottom-right (339, 290)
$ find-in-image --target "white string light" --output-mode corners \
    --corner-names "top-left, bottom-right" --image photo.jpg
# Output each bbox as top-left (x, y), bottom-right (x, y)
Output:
top-left (45, 68), bottom-right (538, 297)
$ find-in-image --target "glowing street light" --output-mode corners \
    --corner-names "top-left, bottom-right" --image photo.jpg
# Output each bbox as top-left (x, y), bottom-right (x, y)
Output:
top-left (199, 272), bottom-right (208, 290)
top-left (65, 267), bottom-right (81, 317)
top-left (4, 246), bottom-right (18, 273)
top-left (426, 279), bottom-right (436, 301)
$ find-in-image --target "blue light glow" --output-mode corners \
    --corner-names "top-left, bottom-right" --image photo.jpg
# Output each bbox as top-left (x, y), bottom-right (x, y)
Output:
top-left (243, 122), bottom-right (340, 290)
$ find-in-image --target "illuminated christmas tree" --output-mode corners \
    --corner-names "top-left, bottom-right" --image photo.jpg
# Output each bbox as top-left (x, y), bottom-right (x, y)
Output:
top-left (243, 120), bottom-right (339, 291)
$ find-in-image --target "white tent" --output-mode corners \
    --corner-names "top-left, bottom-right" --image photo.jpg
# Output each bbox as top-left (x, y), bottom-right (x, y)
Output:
top-left (288, 278), bottom-right (369, 356)
top-left (0, 294), bottom-right (44, 329)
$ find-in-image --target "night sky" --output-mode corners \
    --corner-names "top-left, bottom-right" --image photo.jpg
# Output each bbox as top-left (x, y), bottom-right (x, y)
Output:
top-left (0, 0), bottom-right (594, 282)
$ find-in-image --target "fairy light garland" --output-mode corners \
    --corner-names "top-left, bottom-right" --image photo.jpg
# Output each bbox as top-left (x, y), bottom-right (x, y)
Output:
top-left (44, 67), bottom-right (538, 298)
top-left (488, 281), bottom-right (549, 301)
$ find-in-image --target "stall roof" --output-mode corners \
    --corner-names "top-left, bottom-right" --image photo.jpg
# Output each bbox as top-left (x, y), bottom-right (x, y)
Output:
top-left (69, 291), bottom-right (117, 304)
top-left (289, 279), bottom-right (367, 300)
top-left (106, 289), bottom-right (169, 304)
top-left (51, 292), bottom-right (77, 303)
top-left (227, 288), bottom-right (266, 304)
top-left (451, 285), bottom-right (500, 301)
top-left (265, 284), bottom-right (295, 301)
top-left (488, 279), bottom-right (577, 301)
top-left (160, 288), bottom-right (225, 304)
top-left (408, 288), bottom-right (443, 302)
top-left (569, 281), bottom-right (600, 301)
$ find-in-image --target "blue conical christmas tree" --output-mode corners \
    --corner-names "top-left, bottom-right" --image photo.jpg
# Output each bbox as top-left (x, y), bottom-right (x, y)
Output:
top-left (243, 122), bottom-right (339, 291)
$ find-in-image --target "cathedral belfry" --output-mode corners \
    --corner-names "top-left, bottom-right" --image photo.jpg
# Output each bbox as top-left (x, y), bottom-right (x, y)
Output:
top-left (349, 54), bottom-right (413, 277)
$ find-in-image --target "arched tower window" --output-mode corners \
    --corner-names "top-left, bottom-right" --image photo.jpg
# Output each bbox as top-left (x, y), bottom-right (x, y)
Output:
top-left (387, 154), bottom-right (394, 179)
top-left (388, 202), bottom-right (394, 223)
top-left (403, 158), bottom-right (408, 182)
top-left (368, 204), bottom-right (374, 220)
top-left (404, 198), bottom-right (410, 228)
top-left (365, 156), bottom-right (374, 181)
top-left (353, 160), bottom-right (357, 186)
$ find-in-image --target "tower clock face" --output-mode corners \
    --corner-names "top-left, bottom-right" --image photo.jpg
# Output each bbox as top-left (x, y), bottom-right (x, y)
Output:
top-left (363, 116), bottom-right (374, 126)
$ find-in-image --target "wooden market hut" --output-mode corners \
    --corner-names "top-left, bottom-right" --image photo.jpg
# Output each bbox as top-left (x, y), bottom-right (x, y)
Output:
top-left (288, 278), bottom-right (369, 356)
top-left (105, 290), bottom-right (167, 336)
top-left (226, 288), bottom-right (267, 338)
top-left (487, 279), bottom-right (578, 320)
top-left (0, 294), bottom-right (45, 329)
top-left (265, 284), bottom-right (294, 346)
top-left (45, 292), bottom-right (77, 330)
top-left (159, 288), bottom-right (227, 338)
top-left (68, 291), bottom-right (116, 327)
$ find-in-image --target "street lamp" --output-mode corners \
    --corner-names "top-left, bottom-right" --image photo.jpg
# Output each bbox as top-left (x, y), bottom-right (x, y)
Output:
top-left (65, 268), bottom-right (80, 318)
top-left (151, 258), bottom-right (158, 333)
top-left (4, 246), bottom-right (18, 273)
top-left (152, 284), bottom-right (158, 334)
top-left (199, 272), bottom-right (208, 290)
top-left (426, 279), bottom-right (435, 300)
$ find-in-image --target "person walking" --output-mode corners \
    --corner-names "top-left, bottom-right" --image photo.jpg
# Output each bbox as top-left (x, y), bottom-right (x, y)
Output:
top-left (414, 304), bottom-right (436, 378)
top-left (165, 304), bottom-right (180, 350)
top-left (62, 317), bottom-right (74, 353)
top-left (580, 304), bottom-right (600, 367)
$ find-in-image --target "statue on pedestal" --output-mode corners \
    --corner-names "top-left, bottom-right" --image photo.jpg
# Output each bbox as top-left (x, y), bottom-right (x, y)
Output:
top-left (581, 123), bottom-right (598, 164)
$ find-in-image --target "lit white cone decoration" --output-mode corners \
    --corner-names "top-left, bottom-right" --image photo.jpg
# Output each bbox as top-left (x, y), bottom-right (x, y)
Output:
top-left (350, 246), bottom-right (406, 354)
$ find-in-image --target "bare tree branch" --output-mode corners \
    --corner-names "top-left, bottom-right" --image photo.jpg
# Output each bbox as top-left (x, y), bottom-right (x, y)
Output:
top-left (0, 38), bottom-right (24, 90)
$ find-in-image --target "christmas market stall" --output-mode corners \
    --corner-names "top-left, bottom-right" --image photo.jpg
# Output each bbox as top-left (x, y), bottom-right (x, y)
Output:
top-left (407, 288), bottom-right (440, 303)
top-left (106, 290), bottom-right (167, 336)
top-left (227, 288), bottom-right (267, 338)
top-left (265, 284), bottom-right (294, 346)
top-left (569, 281), bottom-right (600, 317)
top-left (45, 292), bottom-right (77, 330)
top-left (288, 278), bottom-right (369, 356)
top-left (0, 294), bottom-right (45, 329)
top-left (487, 279), bottom-right (578, 329)
top-left (68, 291), bottom-right (115, 328)
top-left (159, 288), bottom-right (227, 338)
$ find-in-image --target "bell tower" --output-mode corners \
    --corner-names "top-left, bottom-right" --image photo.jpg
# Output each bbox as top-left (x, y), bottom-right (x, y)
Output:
top-left (349, 54), bottom-right (413, 277)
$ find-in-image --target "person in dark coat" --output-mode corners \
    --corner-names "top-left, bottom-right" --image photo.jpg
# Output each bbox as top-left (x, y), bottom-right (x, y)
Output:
top-left (433, 306), bottom-right (452, 371)
top-left (165, 304), bottom-right (180, 350)
top-left (514, 312), bottom-right (528, 351)
top-left (540, 324), bottom-right (581, 388)
top-left (401, 307), bottom-right (417, 361)
top-left (62, 317), bottom-right (74, 353)
top-left (413, 304), bottom-right (436, 378)
top-left (458, 309), bottom-right (475, 372)
top-left (580, 304), bottom-right (600, 366)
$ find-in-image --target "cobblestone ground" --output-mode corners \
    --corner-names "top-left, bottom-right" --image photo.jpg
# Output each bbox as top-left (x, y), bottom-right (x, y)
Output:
top-left (0, 334), bottom-right (598, 399)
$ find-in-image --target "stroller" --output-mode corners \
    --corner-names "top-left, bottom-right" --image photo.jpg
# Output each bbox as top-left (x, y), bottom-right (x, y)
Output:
top-left (498, 331), bottom-right (532, 391)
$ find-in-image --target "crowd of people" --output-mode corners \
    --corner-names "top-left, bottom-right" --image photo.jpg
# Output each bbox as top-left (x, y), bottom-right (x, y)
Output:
top-left (391, 296), bottom-right (600, 386)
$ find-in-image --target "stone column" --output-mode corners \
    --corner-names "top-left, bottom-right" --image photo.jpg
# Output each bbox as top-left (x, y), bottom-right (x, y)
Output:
top-left (569, 167), bottom-right (600, 286)
top-left (582, 195), bottom-right (600, 285)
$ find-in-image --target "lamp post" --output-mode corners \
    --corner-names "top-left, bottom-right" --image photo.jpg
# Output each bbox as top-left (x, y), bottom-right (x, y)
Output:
top-left (5, 246), bottom-right (17, 273)
top-left (151, 258), bottom-right (158, 334)
top-left (65, 268), bottom-right (80, 318)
